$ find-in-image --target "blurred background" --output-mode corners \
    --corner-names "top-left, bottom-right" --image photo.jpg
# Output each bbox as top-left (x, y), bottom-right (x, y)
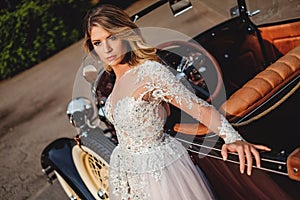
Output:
top-left (0, 0), bottom-right (137, 80)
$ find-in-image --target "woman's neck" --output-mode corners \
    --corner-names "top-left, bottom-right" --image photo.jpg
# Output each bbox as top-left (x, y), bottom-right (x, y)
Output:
top-left (111, 63), bottom-right (132, 82)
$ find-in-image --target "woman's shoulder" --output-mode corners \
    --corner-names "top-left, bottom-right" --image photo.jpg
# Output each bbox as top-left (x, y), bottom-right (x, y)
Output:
top-left (130, 60), bottom-right (167, 82)
top-left (141, 59), bottom-right (162, 66)
top-left (133, 59), bottom-right (177, 83)
top-left (138, 59), bottom-right (166, 72)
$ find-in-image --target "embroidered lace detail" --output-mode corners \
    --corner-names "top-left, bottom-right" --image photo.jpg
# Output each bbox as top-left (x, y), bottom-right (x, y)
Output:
top-left (103, 60), bottom-right (243, 199)
top-left (134, 61), bottom-right (211, 109)
top-left (110, 137), bottom-right (185, 200)
top-left (218, 115), bottom-right (244, 144)
top-left (110, 171), bottom-right (148, 200)
top-left (104, 95), bottom-right (113, 123)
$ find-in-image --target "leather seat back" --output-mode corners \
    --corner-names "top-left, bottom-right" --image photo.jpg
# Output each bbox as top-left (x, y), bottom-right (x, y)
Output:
top-left (220, 45), bottom-right (300, 122)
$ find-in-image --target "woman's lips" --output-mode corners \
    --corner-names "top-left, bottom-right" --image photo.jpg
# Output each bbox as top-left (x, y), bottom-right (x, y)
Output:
top-left (106, 55), bottom-right (117, 62)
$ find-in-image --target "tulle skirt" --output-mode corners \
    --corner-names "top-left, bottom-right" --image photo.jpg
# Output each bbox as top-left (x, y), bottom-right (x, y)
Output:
top-left (109, 139), bottom-right (215, 200)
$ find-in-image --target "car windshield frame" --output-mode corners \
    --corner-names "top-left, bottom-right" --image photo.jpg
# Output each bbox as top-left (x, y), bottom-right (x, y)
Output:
top-left (131, 0), bottom-right (300, 38)
top-left (133, 0), bottom-right (236, 38)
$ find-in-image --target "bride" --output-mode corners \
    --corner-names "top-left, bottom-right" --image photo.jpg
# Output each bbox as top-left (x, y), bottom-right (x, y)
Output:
top-left (82, 4), bottom-right (271, 200)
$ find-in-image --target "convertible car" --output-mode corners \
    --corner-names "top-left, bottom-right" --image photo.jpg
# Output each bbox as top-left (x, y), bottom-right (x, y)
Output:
top-left (41, 0), bottom-right (300, 199)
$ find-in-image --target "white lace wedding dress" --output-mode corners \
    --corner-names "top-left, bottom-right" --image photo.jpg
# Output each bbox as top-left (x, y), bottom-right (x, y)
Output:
top-left (104, 60), bottom-right (243, 200)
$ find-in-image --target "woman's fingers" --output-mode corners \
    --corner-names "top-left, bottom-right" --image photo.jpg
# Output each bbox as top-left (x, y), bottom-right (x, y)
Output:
top-left (252, 144), bottom-right (271, 169)
top-left (253, 144), bottom-right (271, 151)
top-left (222, 141), bottom-right (271, 175)
top-left (236, 144), bottom-right (246, 174)
top-left (251, 146), bottom-right (261, 169)
top-left (243, 145), bottom-right (253, 175)
top-left (221, 144), bottom-right (228, 161)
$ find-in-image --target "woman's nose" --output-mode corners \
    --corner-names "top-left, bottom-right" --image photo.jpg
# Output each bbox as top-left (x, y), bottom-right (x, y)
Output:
top-left (103, 41), bottom-right (112, 53)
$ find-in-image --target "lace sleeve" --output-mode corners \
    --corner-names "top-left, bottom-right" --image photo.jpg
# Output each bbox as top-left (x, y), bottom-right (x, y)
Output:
top-left (142, 61), bottom-right (243, 144)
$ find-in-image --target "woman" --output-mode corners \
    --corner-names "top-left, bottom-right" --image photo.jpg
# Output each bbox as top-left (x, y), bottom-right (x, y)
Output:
top-left (83, 4), bottom-right (271, 200)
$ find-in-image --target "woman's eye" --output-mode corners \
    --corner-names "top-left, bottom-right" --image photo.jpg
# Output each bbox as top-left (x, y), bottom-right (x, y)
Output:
top-left (109, 36), bottom-right (117, 41)
top-left (93, 41), bottom-right (102, 46)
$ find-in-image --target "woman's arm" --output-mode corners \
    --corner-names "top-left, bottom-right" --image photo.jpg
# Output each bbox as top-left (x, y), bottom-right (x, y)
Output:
top-left (147, 61), bottom-right (271, 175)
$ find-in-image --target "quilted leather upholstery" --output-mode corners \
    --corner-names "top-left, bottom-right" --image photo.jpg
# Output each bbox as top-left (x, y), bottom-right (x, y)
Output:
top-left (173, 45), bottom-right (300, 135)
top-left (220, 45), bottom-right (300, 121)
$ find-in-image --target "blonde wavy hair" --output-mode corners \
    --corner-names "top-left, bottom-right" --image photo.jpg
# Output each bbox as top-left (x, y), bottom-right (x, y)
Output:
top-left (83, 4), bottom-right (160, 71)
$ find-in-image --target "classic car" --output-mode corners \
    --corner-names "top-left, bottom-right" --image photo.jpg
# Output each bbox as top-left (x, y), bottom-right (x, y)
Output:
top-left (40, 0), bottom-right (300, 199)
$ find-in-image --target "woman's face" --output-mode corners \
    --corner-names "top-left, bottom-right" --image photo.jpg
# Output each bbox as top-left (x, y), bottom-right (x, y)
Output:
top-left (90, 26), bottom-right (127, 67)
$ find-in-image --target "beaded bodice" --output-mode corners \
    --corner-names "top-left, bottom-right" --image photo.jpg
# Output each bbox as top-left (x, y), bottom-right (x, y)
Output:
top-left (104, 60), bottom-right (243, 199)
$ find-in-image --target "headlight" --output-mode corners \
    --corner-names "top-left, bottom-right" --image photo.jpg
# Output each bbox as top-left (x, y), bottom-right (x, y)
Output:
top-left (66, 97), bottom-right (94, 128)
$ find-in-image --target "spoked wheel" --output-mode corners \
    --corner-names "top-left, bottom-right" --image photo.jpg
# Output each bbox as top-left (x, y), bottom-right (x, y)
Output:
top-left (72, 131), bottom-right (116, 200)
top-left (55, 171), bottom-right (81, 200)
top-left (72, 145), bottom-right (109, 200)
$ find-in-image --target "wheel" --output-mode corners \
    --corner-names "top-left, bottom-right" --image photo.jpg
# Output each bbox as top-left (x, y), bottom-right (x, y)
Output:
top-left (156, 40), bottom-right (223, 102)
top-left (55, 171), bottom-right (81, 200)
top-left (72, 145), bottom-right (109, 200)
top-left (72, 130), bottom-right (116, 200)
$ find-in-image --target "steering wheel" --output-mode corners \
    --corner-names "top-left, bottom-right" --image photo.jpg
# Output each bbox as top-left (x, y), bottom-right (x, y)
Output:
top-left (156, 40), bottom-right (223, 102)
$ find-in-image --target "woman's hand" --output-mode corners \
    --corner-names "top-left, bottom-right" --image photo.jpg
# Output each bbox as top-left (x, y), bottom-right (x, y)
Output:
top-left (221, 140), bottom-right (271, 176)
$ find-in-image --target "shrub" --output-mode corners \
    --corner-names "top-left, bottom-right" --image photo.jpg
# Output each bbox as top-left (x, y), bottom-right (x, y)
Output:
top-left (0, 0), bottom-right (91, 80)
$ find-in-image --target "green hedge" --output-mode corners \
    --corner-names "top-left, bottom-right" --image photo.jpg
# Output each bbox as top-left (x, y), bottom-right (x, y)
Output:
top-left (0, 0), bottom-right (92, 80)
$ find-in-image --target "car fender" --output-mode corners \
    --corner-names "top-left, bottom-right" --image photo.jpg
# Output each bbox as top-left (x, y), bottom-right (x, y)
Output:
top-left (41, 137), bottom-right (95, 199)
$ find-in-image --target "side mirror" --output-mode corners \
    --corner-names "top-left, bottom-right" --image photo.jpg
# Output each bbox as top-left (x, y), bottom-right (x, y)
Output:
top-left (83, 64), bottom-right (98, 83)
top-left (168, 0), bottom-right (192, 17)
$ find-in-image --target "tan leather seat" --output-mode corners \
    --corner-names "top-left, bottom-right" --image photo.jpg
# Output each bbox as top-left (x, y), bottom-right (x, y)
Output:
top-left (220, 45), bottom-right (300, 122)
top-left (174, 45), bottom-right (300, 135)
